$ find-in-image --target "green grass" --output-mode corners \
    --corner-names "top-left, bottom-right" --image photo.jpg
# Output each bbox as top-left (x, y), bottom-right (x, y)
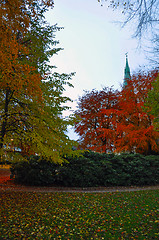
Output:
top-left (0, 190), bottom-right (159, 239)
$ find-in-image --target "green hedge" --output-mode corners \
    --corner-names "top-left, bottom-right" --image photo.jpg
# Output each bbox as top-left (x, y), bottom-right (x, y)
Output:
top-left (10, 156), bottom-right (57, 186)
top-left (10, 152), bottom-right (159, 187)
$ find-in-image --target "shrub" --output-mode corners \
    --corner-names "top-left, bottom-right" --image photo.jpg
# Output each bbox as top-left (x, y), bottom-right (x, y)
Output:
top-left (10, 152), bottom-right (159, 187)
top-left (10, 156), bottom-right (58, 186)
top-left (56, 155), bottom-right (101, 187)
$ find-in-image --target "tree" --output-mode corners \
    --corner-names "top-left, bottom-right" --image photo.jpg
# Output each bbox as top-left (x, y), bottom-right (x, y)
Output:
top-left (146, 75), bottom-right (159, 131)
top-left (0, 0), bottom-right (75, 163)
top-left (75, 71), bottom-right (159, 155)
top-left (99, 0), bottom-right (159, 66)
top-left (0, 0), bottom-right (41, 150)
top-left (99, 0), bottom-right (159, 38)
top-left (75, 87), bottom-right (119, 153)
top-left (115, 70), bottom-right (159, 154)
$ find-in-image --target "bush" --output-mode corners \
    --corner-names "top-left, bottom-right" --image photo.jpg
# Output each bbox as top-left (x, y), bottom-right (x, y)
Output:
top-left (56, 155), bottom-right (101, 187)
top-left (10, 152), bottom-right (159, 187)
top-left (10, 156), bottom-right (58, 186)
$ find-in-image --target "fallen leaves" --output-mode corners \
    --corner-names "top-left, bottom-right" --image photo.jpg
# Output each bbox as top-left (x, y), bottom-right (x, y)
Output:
top-left (0, 190), bottom-right (158, 239)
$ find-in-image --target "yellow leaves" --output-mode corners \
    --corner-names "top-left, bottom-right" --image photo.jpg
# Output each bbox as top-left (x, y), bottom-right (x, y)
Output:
top-left (0, 0), bottom-right (74, 163)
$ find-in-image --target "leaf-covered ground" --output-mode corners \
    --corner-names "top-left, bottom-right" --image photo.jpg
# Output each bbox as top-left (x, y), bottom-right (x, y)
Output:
top-left (0, 190), bottom-right (159, 239)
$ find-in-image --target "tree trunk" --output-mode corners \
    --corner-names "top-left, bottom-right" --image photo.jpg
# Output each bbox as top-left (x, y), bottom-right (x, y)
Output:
top-left (0, 89), bottom-right (10, 149)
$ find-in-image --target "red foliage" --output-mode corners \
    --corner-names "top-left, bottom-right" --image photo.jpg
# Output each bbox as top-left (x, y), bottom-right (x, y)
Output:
top-left (75, 71), bottom-right (159, 154)
top-left (75, 87), bottom-right (119, 153)
top-left (115, 70), bottom-right (159, 154)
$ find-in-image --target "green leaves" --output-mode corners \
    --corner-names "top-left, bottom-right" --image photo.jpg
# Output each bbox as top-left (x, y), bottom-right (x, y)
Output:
top-left (0, 1), bottom-right (75, 163)
top-left (146, 74), bottom-right (159, 131)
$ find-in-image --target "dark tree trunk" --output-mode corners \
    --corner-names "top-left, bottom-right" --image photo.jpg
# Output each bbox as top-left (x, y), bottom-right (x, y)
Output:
top-left (0, 89), bottom-right (10, 149)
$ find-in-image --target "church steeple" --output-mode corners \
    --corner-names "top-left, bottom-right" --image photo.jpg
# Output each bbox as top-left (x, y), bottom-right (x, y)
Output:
top-left (123, 53), bottom-right (131, 88)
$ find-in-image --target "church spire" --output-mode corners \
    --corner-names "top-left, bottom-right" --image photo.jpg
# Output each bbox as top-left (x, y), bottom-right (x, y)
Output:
top-left (123, 53), bottom-right (131, 88)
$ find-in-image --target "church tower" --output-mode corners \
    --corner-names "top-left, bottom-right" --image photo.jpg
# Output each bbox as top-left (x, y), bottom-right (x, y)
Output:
top-left (123, 53), bottom-right (131, 88)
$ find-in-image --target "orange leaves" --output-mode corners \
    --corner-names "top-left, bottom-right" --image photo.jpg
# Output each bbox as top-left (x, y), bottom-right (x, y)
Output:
top-left (0, 1), bottom-right (42, 100)
top-left (75, 88), bottom-right (119, 152)
top-left (0, 0), bottom-right (30, 36)
top-left (0, 0), bottom-right (74, 163)
top-left (75, 71), bottom-right (159, 154)
top-left (115, 71), bottom-right (159, 154)
top-left (0, 1), bottom-right (55, 101)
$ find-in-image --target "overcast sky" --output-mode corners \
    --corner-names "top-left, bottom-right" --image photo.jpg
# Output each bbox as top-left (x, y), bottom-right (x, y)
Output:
top-left (46, 0), bottom-right (150, 140)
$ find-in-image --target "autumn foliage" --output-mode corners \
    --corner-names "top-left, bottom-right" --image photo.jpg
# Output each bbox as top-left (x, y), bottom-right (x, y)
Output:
top-left (0, 0), bottom-right (50, 96)
top-left (75, 88), bottom-right (119, 153)
top-left (75, 71), bottom-right (159, 155)
top-left (0, 0), bottom-right (74, 163)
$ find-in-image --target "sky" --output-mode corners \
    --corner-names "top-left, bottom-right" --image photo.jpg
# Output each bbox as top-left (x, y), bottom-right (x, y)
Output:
top-left (46, 0), bottom-right (150, 140)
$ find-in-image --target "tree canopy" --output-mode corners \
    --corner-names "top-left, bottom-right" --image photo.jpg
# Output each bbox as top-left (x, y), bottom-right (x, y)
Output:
top-left (0, 0), bottom-right (75, 163)
top-left (75, 88), bottom-right (119, 153)
top-left (75, 70), bottom-right (159, 155)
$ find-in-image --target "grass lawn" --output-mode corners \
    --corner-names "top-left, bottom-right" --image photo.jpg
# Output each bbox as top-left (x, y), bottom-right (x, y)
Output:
top-left (0, 190), bottom-right (159, 239)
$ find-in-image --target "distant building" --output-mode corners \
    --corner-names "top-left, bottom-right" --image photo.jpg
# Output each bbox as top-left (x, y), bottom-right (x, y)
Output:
top-left (123, 53), bottom-right (131, 88)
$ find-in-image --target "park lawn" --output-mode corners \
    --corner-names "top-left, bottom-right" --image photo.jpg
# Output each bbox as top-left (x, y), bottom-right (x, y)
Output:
top-left (0, 190), bottom-right (158, 239)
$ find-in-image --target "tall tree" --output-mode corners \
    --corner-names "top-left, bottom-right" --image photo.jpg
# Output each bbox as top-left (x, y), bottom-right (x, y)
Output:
top-left (0, 0), bottom-right (74, 163)
top-left (75, 88), bottom-right (119, 153)
top-left (115, 70), bottom-right (159, 154)
top-left (75, 71), bottom-right (159, 155)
